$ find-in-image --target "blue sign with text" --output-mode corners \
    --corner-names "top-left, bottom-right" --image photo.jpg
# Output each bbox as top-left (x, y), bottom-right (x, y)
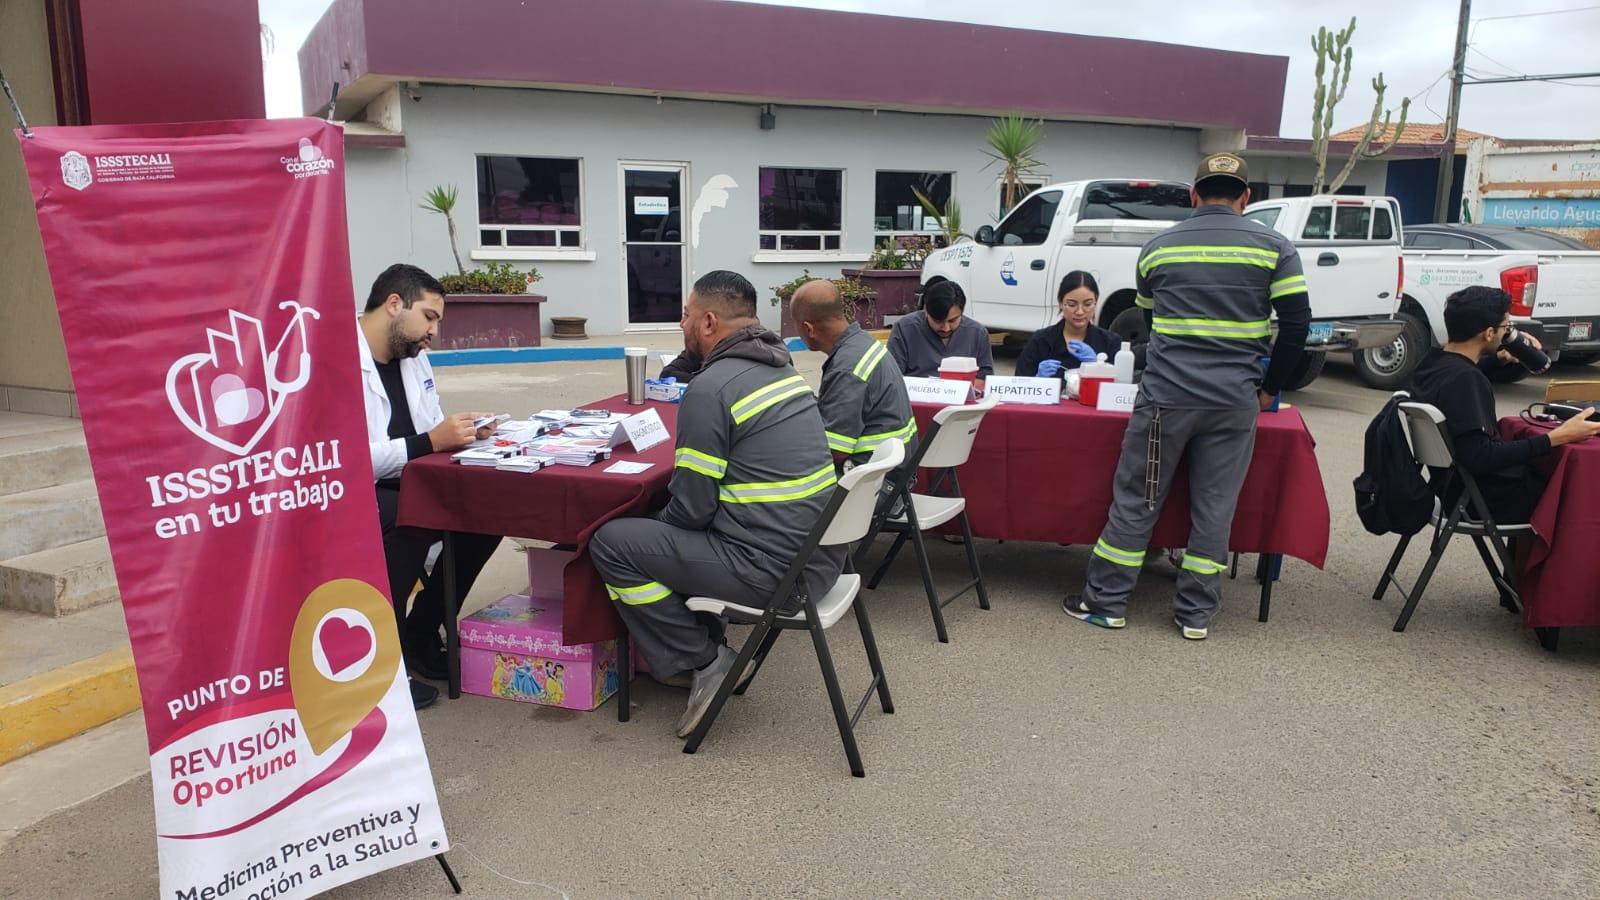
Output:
top-left (1481, 198), bottom-right (1600, 229)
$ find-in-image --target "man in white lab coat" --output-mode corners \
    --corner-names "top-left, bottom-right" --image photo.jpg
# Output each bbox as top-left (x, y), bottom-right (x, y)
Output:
top-left (358, 264), bottom-right (500, 709)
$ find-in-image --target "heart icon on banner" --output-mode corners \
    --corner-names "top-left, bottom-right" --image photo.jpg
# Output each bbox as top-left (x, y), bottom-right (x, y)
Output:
top-left (210, 374), bottom-right (266, 426)
top-left (318, 617), bottom-right (373, 676)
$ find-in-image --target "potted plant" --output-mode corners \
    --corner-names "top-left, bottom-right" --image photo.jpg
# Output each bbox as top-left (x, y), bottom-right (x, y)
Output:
top-left (844, 236), bottom-right (929, 326)
top-left (771, 270), bottom-right (879, 336)
top-left (421, 184), bottom-right (548, 349)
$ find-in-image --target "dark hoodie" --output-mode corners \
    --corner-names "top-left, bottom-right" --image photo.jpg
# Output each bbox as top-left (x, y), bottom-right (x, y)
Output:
top-left (659, 324), bottom-right (843, 607)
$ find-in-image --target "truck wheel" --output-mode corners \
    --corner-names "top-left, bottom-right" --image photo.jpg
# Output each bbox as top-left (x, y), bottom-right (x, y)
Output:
top-left (1284, 352), bottom-right (1326, 391)
top-left (1109, 307), bottom-right (1150, 344)
top-left (1353, 312), bottom-right (1428, 390)
top-left (1558, 351), bottom-right (1600, 366)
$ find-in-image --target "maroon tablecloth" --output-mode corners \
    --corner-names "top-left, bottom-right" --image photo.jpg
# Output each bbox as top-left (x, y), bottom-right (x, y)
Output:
top-left (911, 400), bottom-right (1330, 567)
top-left (1500, 418), bottom-right (1600, 628)
top-left (398, 395), bottom-right (678, 643)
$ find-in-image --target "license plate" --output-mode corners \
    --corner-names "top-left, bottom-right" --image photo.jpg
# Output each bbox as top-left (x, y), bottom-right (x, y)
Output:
top-left (1308, 322), bottom-right (1334, 344)
top-left (1570, 322), bottom-right (1592, 341)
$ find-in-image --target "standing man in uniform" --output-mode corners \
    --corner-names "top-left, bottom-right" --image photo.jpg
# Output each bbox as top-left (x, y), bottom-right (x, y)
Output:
top-left (1064, 153), bottom-right (1310, 640)
top-left (789, 279), bottom-right (918, 481)
top-left (590, 271), bottom-right (844, 737)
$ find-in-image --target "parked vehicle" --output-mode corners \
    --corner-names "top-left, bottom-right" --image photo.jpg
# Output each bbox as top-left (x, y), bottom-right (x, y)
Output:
top-left (1403, 224), bottom-right (1600, 369)
top-left (918, 181), bottom-right (1404, 389)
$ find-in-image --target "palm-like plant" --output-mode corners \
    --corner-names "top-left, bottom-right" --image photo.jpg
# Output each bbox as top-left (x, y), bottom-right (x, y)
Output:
top-left (911, 186), bottom-right (966, 245)
top-left (419, 185), bottom-right (467, 276)
top-left (984, 115), bottom-right (1045, 214)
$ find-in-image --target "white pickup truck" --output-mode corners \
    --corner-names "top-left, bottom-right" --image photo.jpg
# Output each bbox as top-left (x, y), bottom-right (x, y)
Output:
top-left (919, 180), bottom-right (1404, 389)
top-left (1346, 223), bottom-right (1600, 389)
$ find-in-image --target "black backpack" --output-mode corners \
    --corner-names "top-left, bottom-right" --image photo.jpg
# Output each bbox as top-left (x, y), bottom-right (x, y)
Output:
top-left (1352, 395), bottom-right (1434, 536)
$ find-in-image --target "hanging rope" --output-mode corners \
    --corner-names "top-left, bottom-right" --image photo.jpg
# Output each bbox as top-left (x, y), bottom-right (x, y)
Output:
top-left (0, 69), bottom-right (32, 137)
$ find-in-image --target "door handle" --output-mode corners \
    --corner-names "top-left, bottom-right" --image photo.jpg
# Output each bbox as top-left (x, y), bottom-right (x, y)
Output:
top-left (1030, 259), bottom-right (1046, 270)
top-left (1317, 252), bottom-right (1340, 266)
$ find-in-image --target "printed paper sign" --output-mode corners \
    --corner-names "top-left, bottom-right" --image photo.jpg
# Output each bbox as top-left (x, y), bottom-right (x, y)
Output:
top-left (620, 407), bottom-right (670, 451)
top-left (904, 376), bottom-right (971, 405)
top-left (1095, 382), bottom-right (1139, 413)
top-left (984, 375), bottom-right (1060, 406)
top-left (633, 195), bottom-right (671, 215)
top-left (18, 119), bottom-right (446, 900)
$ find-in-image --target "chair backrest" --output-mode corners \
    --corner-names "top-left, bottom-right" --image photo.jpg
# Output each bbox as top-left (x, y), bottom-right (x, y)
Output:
top-left (1547, 379), bottom-right (1600, 402)
top-left (919, 397), bottom-right (998, 469)
top-left (1397, 401), bottom-right (1453, 468)
top-left (821, 440), bottom-right (905, 546)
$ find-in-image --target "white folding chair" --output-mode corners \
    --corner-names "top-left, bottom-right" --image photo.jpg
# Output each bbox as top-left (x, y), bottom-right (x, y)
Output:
top-left (1372, 398), bottom-right (1534, 633)
top-left (857, 398), bottom-right (997, 643)
top-left (681, 440), bottom-right (905, 777)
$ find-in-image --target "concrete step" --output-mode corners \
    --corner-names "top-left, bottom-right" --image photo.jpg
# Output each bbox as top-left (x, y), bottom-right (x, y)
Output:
top-left (0, 605), bottom-right (138, 767)
top-left (0, 537), bottom-right (118, 616)
top-left (0, 428), bottom-right (91, 497)
top-left (0, 480), bottom-right (104, 561)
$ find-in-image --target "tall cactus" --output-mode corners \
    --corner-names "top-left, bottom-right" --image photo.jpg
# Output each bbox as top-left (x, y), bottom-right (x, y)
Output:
top-left (1309, 17), bottom-right (1410, 194)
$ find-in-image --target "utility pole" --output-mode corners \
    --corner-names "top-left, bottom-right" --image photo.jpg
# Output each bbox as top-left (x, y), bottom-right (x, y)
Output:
top-left (1432, 0), bottom-right (1471, 224)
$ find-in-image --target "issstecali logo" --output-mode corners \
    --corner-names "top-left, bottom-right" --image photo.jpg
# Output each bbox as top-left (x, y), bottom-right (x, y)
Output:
top-left (61, 149), bottom-right (176, 188)
top-left (282, 138), bottom-right (336, 179)
top-left (60, 151), bottom-right (92, 191)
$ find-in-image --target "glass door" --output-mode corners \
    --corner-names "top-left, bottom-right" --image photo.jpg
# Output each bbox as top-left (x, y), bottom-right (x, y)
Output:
top-left (622, 164), bottom-right (686, 327)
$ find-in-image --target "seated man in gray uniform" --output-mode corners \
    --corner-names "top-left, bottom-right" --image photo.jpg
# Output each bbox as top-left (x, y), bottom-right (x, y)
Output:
top-left (888, 280), bottom-right (995, 378)
top-left (789, 278), bottom-right (918, 487)
top-left (590, 270), bottom-right (845, 738)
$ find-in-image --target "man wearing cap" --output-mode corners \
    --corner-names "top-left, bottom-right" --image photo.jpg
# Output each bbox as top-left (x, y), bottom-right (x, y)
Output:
top-left (1063, 152), bottom-right (1310, 641)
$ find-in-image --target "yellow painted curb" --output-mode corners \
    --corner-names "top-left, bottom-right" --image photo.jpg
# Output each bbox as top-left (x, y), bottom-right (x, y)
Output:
top-left (0, 647), bottom-right (141, 765)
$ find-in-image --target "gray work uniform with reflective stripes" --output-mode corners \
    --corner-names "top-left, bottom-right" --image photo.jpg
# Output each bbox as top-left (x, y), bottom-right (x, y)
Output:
top-left (1084, 204), bottom-right (1309, 628)
top-left (888, 313), bottom-right (995, 378)
top-left (589, 326), bottom-right (845, 677)
top-left (820, 324), bottom-right (919, 477)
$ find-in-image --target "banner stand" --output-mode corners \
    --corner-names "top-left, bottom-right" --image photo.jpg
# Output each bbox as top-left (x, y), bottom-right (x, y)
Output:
top-left (435, 855), bottom-right (462, 893)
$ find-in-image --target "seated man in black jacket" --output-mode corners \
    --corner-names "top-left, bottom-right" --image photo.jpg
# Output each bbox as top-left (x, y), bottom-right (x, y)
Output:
top-left (1409, 286), bottom-right (1600, 523)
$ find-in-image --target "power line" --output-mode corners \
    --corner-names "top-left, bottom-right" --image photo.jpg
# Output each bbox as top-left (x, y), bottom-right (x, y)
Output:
top-left (1473, 3), bottom-right (1600, 22)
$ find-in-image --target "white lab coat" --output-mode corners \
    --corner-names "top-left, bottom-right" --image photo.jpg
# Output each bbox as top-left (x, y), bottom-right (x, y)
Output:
top-left (358, 328), bottom-right (444, 481)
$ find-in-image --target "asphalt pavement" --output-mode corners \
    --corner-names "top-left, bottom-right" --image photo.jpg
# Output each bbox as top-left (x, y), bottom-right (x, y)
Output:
top-left (2, 351), bottom-right (1596, 899)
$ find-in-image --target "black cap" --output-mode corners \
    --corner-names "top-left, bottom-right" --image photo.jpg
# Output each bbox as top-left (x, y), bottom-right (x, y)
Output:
top-left (1194, 152), bottom-right (1249, 190)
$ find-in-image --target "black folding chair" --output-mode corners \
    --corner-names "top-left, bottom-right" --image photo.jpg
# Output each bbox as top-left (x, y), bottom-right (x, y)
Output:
top-left (1372, 398), bottom-right (1534, 634)
top-left (680, 440), bottom-right (905, 777)
top-left (855, 399), bottom-right (996, 643)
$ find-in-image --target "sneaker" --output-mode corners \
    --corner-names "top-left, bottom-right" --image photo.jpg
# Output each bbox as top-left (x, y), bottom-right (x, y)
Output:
top-left (409, 678), bottom-right (439, 710)
top-left (1062, 594), bottom-right (1126, 629)
top-left (655, 646), bottom-right (757, 691)
top-left (676, 645), bottom-right (737, 738)
top-left (1175, 617), bottom-right (1208, 641)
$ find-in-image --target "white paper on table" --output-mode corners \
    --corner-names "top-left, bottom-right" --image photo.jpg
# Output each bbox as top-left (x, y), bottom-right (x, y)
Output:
top-left (603, 460), bottom-right (655, 475)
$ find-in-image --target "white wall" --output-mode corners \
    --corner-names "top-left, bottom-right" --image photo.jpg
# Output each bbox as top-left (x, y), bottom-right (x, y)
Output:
top-left (344, 85), bottom-right (1208, 334)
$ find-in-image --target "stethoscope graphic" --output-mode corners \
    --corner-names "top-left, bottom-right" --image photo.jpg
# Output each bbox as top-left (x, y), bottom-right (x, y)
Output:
top-left (266, 300), bottom-right (321, 396)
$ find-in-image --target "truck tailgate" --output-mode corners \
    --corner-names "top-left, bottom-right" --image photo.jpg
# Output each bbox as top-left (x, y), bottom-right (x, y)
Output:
top-left (1535, 253), bottom-right (1600, 320)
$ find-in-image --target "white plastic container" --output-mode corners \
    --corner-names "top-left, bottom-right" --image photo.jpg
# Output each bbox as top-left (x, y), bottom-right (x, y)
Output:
top-left (937, 356), bottom-right (979, 385)
top-left (1113, 342), bottom-right (1135, 384)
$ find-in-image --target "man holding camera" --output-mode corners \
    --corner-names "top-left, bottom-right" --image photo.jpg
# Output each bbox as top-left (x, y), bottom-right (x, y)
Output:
top-left (1410, 285), bottom-right (1600, 523)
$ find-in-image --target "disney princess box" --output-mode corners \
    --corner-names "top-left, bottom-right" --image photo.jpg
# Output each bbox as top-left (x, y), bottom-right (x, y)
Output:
top-left (459, 593), bottom-right (622, 711)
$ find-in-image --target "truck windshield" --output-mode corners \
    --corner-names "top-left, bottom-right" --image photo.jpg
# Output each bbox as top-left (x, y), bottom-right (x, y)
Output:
top-left (1079, 182), bottom-right (1192, 221)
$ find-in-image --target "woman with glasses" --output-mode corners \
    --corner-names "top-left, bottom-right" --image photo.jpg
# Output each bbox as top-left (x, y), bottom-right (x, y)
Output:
top-left (1015, 271), bottom-right (1130, 379)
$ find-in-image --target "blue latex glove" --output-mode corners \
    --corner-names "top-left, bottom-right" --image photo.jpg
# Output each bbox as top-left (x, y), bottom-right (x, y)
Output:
top-left (1066, 340), bottom-right (1097, 364)
top-left (1035, 358), bottom-right (1064, 378)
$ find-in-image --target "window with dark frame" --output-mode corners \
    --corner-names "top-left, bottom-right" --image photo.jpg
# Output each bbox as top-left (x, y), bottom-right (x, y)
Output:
top-left (476, 156), bottom-right (583, 249)
top-left (874, 171), bottom-right (953, 248)
top-left (758, 167), bottom-right (843, 252)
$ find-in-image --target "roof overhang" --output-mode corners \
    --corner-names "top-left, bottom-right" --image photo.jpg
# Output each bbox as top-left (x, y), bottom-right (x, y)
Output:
top-left (1243, 135), bottom-right (1449, 160)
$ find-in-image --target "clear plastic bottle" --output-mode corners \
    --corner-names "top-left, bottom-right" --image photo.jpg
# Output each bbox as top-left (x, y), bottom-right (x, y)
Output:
top-left (1113, 341), bottom-right (1135, 384)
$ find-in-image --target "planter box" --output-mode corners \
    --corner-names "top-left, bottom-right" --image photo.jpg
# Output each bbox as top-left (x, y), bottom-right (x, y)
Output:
top-left (844, 269), bottom-right (922, 325)
top-left (438, 293), bottom-right (546, 349)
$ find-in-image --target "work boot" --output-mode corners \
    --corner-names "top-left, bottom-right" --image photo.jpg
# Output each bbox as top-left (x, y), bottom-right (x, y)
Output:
top-left (410, 678), bottom-right (439, 710)
top-left (675, 644), bottom-right (736, 738)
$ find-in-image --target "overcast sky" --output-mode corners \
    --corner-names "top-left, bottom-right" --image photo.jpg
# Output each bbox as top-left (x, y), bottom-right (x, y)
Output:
top-left (260, 0), bottom-right (1600, 139)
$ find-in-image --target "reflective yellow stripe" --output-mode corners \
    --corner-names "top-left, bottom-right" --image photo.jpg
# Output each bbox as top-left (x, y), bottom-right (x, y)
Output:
top-left (674, 447), bottom-right (728, 479)
top-left (1269, 275), bottom-right (1307, 299)
top-left (1139, 244), bottom-right (1279, 277)
top-left (718, 464), bottom-right (837, 504)
top-left (852, 341), bottom-right (888, 381)
top-left (606, 581), bottom-right (673, 605)
top-left (1093, 538), bottom-right (1145, 568)
top-left (730, 375), bottom-right (811, 425)
top-left (1135, 294), bottom-right (1155, 309)
top-left (856, 420), bottom-right (916, 452)
top-left (1180, 553), bottom-right (1226, 576)
top-left (825, 430), bottom-right (857, 454)
top-left (1153, 316), bottom-right (1272, 340)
